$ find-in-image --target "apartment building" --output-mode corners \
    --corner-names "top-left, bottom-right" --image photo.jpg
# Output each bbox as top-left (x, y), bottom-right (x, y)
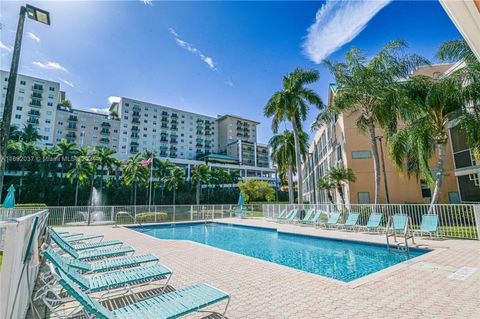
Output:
top-left (302, 82), bottom-right (460, 205)
top-left (0, 70), bottom-right (61, 146)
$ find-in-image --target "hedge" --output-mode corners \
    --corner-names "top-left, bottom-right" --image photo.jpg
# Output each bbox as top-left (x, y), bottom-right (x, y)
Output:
top-left (15, 203), bottom-right (47, 208)
top-left (136, 212), bottom-right (169, 223)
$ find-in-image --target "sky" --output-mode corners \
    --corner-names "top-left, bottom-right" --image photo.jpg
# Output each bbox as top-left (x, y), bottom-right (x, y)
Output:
top-left (0, 0), bottom-right (463, 145)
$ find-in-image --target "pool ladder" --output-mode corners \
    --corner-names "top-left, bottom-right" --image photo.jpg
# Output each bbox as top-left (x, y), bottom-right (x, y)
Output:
top-left (385, 216), bottom-right (415, 253)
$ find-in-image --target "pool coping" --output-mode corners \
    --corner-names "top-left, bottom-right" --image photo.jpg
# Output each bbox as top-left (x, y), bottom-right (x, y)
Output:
top-left (125, 221), bottom-right (444, 287)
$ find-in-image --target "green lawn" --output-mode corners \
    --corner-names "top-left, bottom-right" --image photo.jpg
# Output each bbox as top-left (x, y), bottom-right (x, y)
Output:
top-left (245, 211), bottom-right (264, 218)
top-left (438, 226), bottom-right (478, 239)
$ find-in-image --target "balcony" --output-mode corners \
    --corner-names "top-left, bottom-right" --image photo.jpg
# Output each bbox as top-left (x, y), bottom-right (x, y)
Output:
top-left (160, 138), bottom-right (168, 142)
top-left (29, 101), bottom-right (42, 108)
top-left (100, 138), bottom-right (110, 144)
top-left (101, 122), bottom-right (111, 127)
top-left (161, 111), bottom-right (168, 116)
top-left (161, 124), bottom-right (168, 129)
top-left (31, 93), bottom-right (42, 100)
top-left (161, 117), bottom-right (168, 122)
top-left (160, 146), bottom-right (168, 150)
top-left (132, 105), bottom-right (141, 111)
top-left (171, 113), bottom-right (178, 118)
top-left (66, 132), bottom-right (76, 138)
top-left (27, 118), bottom-right (39, 125)
top-left (132, 112), bottom-right (140, 117)
top-left (132, 119), bottom-right (140, 124)
top-left (160, 151), bottom-right (167, 156)
top-left (130, 147), bottom-right (138, 153)
top-left (131, 126), bottom-right (139, 132)
top-left (170, 146), bottom-right (177, 151)
top-left (196, 118), bottom-right (204, 123)
top-left (130, 141), bottom-right (139, 146)
top-left (171, 125), bottom-right (178, 131)
top-left (32, 84), bottom-right (44, 92)
top-left (170, 139), bottom-right (178, 144)
top-left (68, 116), bottom-right (78, 122)
top-left (28, 110), bottom-right (40, 117)
top-left (66, 124), bottom-right (77, 131)
top-left (130, 133), bottom-right (139, 139)
top-left (171, 119), bottom-right (178, 125)
top-left (236, 132), bottom-right (243, 137)
top-left (204, 132), bottom-right (211, 136)
top-left (196, 143), bottom-right (203, 147)
top-left (100, 129), bottom-right (110, 135)
top-left (169, 153), bottom-right (177, 158)
top-left (196, 130), bottom-right (203, 135)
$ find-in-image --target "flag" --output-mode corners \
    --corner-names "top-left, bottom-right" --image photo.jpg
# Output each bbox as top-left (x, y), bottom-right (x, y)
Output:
top-left (141, 157), bottom-right (152, 168)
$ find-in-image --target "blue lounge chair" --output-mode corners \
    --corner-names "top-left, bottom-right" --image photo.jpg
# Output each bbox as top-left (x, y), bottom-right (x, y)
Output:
top-left (44, 246), bottom-right (159, 273)
top-left (49, 228), bottom-right (122, 251)
top-left (234, 208), bottom-right (245, 218)
top-left (64, 233), bottom-right (105, 243)
top-left (274, 209), bottom-right (288, 220)
top-left (337, 212), bottom-right (360, 230)
top-left (323, 212), bottom-right (341, 228)
top-left (301, 210), bottom-right (324, 226)
top-left (277, 209), bottom-right (298, 223)
top-left (418, 215), bottom-right (439, 236)
top-left (295, 209), bottom-right (314, 223)
top-left (46, 268), bottom-right (230, 319)
top-left (50, 231), bottom-right (134, 261)
top-left (357, 213), bottom-right (383, 232)
top-left (392, 214), bottom-right (408, 231)
top-left (58, 231), bottom-right (83, 238)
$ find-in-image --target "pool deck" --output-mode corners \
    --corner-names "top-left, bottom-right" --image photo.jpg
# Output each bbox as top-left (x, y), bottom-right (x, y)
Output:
top-left (58, 218), bottom-right (480, 318)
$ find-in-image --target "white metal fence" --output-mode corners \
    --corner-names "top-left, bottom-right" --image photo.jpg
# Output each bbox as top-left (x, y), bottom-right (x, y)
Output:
top-left (262, 203), bottom-right (480, 240)
top-left (0, 209), bottom-right (49, 319)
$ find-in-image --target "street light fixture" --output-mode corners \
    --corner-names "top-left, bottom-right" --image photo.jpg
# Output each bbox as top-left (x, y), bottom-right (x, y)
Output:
top-left (0, 4), bottom-right (50, 201)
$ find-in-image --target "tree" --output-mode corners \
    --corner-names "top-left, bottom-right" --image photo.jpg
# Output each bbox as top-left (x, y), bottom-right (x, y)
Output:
top-left (163, 165), bottom-right (185, 205)
top-left (316, 176), bottom-right (335, 206)
top-left (437, 39), bottom-right (479, 66)
top-left (8, 125), bottom-right (22, 142)
top-left (264, 68), bottom-right (323, 204)
top-left (319, 40), bottom-right (428, 204)
top-left (328, 165), bottom-right (356, 207)
top-left (51, 139), bottom-right (78, 205)
top-left (389, 74), bottom-right (467, 204)
top-left (67, 147), bottom-right (94, 206)
top-left (122, 153), bottom-right (148, 205)
top-left (92, 146), bottom-right (117, 192)
top-left (238, 179), bottom-right (276, 203)
top-left (20, 123), bottom-right (43, 143)
top-left (190, 164), bottom-right (210, 205)
top-left (59, 99), bottom-right (73, 110)
top-left (154, 159), bottom-right (175, 204)
top-left (269, 130), bottom-right (308, 203)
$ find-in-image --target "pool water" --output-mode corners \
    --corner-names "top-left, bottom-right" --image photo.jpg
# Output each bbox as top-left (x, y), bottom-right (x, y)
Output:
top-left (132, 223), bottom-right (428, 282)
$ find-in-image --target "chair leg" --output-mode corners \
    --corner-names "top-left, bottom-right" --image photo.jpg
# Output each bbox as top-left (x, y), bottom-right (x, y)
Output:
top-left (222, 297), bottom-right (231, 318)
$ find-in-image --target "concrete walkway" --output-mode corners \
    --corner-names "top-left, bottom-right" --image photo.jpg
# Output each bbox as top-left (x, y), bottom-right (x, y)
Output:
top-left (57, 218), bottom-right (480, 318)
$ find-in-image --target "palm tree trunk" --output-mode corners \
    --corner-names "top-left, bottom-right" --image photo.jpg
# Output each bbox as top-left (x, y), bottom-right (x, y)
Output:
top-left (367, 121), bottom-right (381, 205)
top-left (291, 117), bottom-right (304, 204)
top-left (430, 143), bottom-right (446, 205)
top-left (337, 185), bottom-right (346, 208)
top-left (19, 168), bottom-right (24, 200)
top-left (173, 189), bottom-right (176, 205)
top-left (326, 191), bottom-right (334, 206)
top-left (99, 168), bottom-right (104, 192)
top-left (287, 166), bottom-right (294, 204)
top-left (134, 182), bottom-right (137, 205)
top-left (75, 180), bottom-right (79, 206)
top-left (196, 182), bottom-right (201, 205)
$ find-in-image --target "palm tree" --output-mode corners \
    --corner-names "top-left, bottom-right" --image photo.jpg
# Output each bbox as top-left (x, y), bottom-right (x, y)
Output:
top-left (190, 164), bottom-right (210, 205)
top-left (8, 125), bottom-right (22, 141)
top-left (328, 165), bottom-right (356, 207)
top-left (269, 130), bottom-right (308, 203)
top-left (59, 99), bottom-right (73, 110)
top-left (52, 139), bottom-right (78, 205)
top-left (11, 141), bottom-right (38, 200)
top-left (92, 146), bottom-right (117, 192)
top-left (389, 74), bottom-right (467, 204)
top-left (319, 40), bottom-right (429, 204)
top-left (154, 160), bottom-right (175, 204)
top-left (67, 147), bottom-right (94, 206)
top-left (437, 39), bottom-right (479, 66)
top-left (163, 165), bottom-right (185, 205)
top-left (316, 176), bottom-right (335, 206)
top-left (122, 153), bottom-right (148, 205)
top-left (264, 68), bottom-right (323, 204)
top-left (20, 123), bottom-right (43, 142)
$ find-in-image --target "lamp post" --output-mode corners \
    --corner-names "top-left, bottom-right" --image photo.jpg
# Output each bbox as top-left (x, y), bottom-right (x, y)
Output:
top-left (0, 4), bottom-right (50, 200)
top-left (375, 135), bottom-right (390, 204)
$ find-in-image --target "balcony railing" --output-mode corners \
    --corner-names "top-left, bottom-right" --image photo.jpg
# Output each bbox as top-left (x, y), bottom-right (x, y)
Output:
top-left (27, 111), bottom-right (40, 117)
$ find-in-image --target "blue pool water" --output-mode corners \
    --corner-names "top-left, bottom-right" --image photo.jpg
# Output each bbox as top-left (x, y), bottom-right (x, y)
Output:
top-left (132, 223), bottom-right (428, 282)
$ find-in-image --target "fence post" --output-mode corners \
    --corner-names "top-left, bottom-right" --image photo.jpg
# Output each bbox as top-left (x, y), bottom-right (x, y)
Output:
top-left (110, 206), bottom-right (114, 222)
top-left (190, 206), bottom-right (193, 221)
top-left (134, 206), bottom-right (137, 224)
top-left (474, 205), bottom-right (480, 241)
top-left (173, 205), bottom-right (176, 223)
top-left (61, 207), bottom-right (66, 226)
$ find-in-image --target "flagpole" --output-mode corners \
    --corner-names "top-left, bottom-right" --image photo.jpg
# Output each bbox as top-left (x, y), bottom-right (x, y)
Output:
top-left (148, 154), bottom-right (154, 207)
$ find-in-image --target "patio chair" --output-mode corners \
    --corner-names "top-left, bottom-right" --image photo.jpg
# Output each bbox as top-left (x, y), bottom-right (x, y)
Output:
top-left (43, 246), bottom-right (159, 273)
top-left (322, 212), bottom-right (341, 228)
top-left (50, 231), bottom-right (134, 261)
top-left (357, 213), bottom-right (383, 232)
top-left (276, 209), bottom-right (298, 223)
top-left (45, 267), bottom-right (230, 319)
top-left (58, 231), bottom-right (84, 238)
top-left (337, 212), bottom-right (360, 230)
top-left (294, 209), bottom-right (314, 223)
top-left (49, 228), bottom-right (122, 251)
top-left (301, 210), bottom-right (324, 226)
top-left (234, 208), bottom-right (245, 218)
top-left (417, 215), bottom-right (439, 237)
top-left (64, 233), bottom-right (105, 243)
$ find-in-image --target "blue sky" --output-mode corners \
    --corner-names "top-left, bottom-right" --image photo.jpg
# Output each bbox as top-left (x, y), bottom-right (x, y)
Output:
top-left (0, 0), bottom-right (462, 144)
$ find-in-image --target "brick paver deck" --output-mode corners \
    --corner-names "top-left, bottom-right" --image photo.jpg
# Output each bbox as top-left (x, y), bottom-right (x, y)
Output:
top-left (58, 218), bottom-right (480, 318)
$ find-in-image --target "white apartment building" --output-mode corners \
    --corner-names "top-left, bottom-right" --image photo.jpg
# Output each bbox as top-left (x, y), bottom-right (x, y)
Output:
top-left (1, 70), bottom-right (61, 146)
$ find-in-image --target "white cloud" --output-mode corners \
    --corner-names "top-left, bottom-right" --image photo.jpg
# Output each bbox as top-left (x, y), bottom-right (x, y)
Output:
top-left (0, 41), bottom-right (13, 52)
top-left (304, 0), bottom-right (392, 63)
top-left (141, 0), bottom-right (153, 6)
top-left (89, 107), bottom-right (110, 114)
top-left (108, 96), bottom-right (121, 104)
top-left (168, 27), bottom-right (217, 71)
top-left (26, 32), bottom-right (40, 43)
top-left (58, 77), bottom-right (74, 87)
top-left (32, 61), bottom-right (68, 72)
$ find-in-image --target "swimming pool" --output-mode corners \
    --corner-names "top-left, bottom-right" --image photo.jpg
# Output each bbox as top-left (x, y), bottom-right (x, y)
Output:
top-left (132, 222), bottom-right (428, 282)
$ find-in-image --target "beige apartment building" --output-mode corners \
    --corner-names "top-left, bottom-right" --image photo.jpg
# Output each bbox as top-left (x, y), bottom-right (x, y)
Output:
top-left (303, 81), bottom-right (460, 205)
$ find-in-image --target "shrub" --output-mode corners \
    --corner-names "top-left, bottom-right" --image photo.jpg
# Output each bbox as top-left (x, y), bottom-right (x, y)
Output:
top-left (16, 203), bottom-right (47, 208)
top-left (136, 212), bottom-right (169, 223)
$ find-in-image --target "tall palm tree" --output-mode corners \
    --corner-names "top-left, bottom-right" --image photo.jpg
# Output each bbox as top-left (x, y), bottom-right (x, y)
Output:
top-left (437, 39), bottom-right (479, 66)
top-left (319, 40), bottom-right (429, 204)
top-left (264, 68), bottom-right (323, 204)
top-left (316, 176), bottom-right (335, 206)
top-left (52, 139), bottom-right (78, 205)
top-left (10, 141), bottom-right (38, 200)
top-left (8, 125), bottom-right (22, 142)
top-left (389, 74), bottom-right (467, 204)
top-left (59, 99), bottom-right (73, 110)
top-left (328, 165), bottom-right (356, 207)
top-left (92, 146), bottom-right (117, 192)
top-left (269, 130), bottom-right (308, 203)
top-left (154, 160), bottom-right (175, 204)
top-left (163, 165), bottom-right (185, 205)
top-left (67, 147), bottom-right (94, 206)
top-left (190, 164), bottom-right (210, 205)
top-left (122, 153), bottom-right (148, 205)
top-left (20, 123), bottom-right (43, 142)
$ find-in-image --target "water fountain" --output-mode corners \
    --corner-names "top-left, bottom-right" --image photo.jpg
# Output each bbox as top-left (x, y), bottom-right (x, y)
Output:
top-left (68, 187), bottom-right (114, 225)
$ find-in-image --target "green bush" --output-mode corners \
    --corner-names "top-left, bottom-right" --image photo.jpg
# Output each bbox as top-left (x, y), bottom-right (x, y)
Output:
top-left (136, 212), bottom-right (169, 223)
top-left (16, 203), bottom-right (47, 208)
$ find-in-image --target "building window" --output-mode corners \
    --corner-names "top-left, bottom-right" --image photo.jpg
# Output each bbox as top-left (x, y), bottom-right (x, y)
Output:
top-left (15, 114), bottom-right (21, 119)
top-left (49, 87), bottom-right (55, 91)
top-left (16, 106), bottom-right (22, 111)
top-left (420, 180), bottom-right (432, 198)
top-left (358, 192), bottom-right (370, 204)
top-left (352, 150), bottom-right (372, 159)
top-left (20, 80), bottom-right (26, 85)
